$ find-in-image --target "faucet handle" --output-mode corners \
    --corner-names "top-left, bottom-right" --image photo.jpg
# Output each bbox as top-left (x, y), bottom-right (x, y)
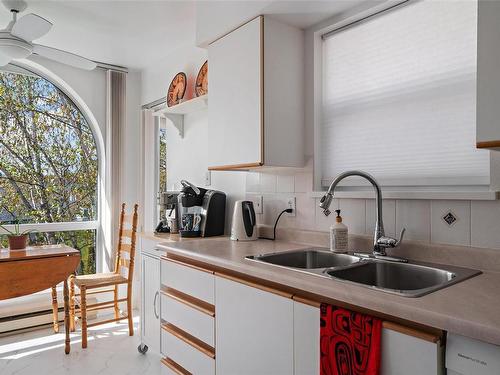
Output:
top-left (394, 227), bottom-right (405, 247)
top-left (377, 228), bottom-right (406, 248)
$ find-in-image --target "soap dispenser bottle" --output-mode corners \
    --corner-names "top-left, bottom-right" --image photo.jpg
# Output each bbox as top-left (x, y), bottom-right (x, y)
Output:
top-left (330, 209), bottom-right (348, 253)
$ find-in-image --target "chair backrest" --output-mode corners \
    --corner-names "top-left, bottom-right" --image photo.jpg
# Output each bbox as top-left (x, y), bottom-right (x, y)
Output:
top-left (114, 203), bottom-right (139, 284)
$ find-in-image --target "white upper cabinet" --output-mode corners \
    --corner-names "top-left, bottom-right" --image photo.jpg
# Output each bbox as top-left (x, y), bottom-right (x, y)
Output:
top-left (208, 16), bottom-right (304, 170)
top-left (477, 0), bottom-right (500, 150)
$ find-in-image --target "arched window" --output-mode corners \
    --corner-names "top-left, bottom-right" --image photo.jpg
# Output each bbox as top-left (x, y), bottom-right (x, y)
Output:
top-left (0, 66), bottom-right (99, 274)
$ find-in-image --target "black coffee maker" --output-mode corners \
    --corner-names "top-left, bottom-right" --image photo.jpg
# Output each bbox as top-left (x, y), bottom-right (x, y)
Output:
top-left (177, 180), bottom-right (226, 237)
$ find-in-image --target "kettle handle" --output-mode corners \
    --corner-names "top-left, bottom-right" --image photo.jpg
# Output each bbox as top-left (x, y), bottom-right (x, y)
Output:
top-left (242, 201), bottom-right (256, 237)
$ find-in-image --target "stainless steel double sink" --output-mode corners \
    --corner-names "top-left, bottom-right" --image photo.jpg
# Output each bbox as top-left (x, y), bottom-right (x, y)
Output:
top-left (246, 249), bottom-right (481, 297)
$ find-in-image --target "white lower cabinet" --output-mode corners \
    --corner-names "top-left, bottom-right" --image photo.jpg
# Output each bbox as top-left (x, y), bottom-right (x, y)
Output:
top-left (381, 324), bottom-right (444, 375)
top-left (292, 301), bottom-right (444, 375)
top-left (154, 255), bottom-right (446, 375)
top-left (140, 251), bottom-right (161, 354)
top-left (215, 276), bottom-right (294, 375)
top-left (293, 301), bottom-right (320, 375)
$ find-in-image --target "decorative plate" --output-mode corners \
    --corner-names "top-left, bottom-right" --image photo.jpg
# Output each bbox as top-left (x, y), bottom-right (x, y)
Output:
top-left (195, 60), bottom-right (208, 97)
top-left (167, 72), bottom-right (187, 107)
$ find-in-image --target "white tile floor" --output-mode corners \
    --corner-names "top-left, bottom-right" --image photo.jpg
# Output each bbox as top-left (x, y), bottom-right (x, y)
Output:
top-left (0, 315), bottom-right (161, 375)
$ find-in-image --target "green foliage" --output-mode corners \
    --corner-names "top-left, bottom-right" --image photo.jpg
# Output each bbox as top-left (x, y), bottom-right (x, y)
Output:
top-left (0, 70), bottom-right (98, 274)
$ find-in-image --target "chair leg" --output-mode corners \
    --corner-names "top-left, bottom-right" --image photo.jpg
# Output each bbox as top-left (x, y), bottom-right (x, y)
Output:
top-left (69, 275), bottom-right (75, 332)
top-left (81, 285), bottom-right (87, 349)
top-left (114, 285), bottom-right (119, 319)
top-left (51, 287), bottom-right (59, 333)
top-left (127, 289), bottom-right (133, 336)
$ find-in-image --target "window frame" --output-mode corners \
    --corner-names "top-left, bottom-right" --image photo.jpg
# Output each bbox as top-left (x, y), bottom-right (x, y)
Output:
top-left (0, 60), bottom-right (107, 272)
top-left (311, 0), bottom-right (499, 198)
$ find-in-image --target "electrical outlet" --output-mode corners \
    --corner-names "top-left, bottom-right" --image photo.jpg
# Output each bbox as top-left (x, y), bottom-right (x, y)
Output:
top-left (253, 195), bottom-right (263, 214)
top-left (205, 171), bottom-right (211, 186)
top-left (286, 197), bottom-right (296, 217)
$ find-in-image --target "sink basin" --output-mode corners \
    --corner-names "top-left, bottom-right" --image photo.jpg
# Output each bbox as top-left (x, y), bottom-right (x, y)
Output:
top-left (246, 248), bottom-right (481, 297)
top-left (247, 249), bottom-right (361, 269)
top-left (326, 261), bottom-right (481, 297)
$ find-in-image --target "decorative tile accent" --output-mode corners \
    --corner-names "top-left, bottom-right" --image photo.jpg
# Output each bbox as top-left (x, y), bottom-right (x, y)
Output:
top-left (430, 200), bottom-right (470, 246)
top-left (442, 211), bottom-right (458, 226)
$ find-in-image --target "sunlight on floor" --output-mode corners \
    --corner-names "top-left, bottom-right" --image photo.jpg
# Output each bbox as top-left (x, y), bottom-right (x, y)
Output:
top-left (0, 314), bottom-right (161, 375)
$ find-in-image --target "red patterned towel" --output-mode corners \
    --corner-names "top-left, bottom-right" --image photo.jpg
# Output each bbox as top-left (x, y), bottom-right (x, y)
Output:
top-left (320, 304), bottom-right (382, 375)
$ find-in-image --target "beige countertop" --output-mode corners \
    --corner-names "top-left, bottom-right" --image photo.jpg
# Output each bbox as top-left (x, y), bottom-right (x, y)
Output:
top-left (156, 236), bottom-right (500, 346)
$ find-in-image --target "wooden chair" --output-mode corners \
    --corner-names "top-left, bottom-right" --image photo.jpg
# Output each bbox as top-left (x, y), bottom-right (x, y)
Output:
top-left (66, 203), bottom-right (138, 348)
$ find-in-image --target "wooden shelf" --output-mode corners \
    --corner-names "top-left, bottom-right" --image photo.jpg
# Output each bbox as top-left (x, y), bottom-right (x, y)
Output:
top-left (152, 95), bottom-right (208, 138)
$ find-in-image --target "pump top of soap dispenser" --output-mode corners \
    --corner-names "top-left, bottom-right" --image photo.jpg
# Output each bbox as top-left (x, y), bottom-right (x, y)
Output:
top-left (335, 209), bottom-right (343, 223)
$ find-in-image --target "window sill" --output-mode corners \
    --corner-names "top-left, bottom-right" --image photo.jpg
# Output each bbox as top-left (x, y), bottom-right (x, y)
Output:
top-left (309, 190), bottom-right (500, 200)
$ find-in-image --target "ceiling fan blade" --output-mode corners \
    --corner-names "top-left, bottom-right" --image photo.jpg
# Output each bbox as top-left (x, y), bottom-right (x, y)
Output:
top-left (0, 52), bottom-right (12, 67)
top-left (11, 13), bottom-right (52, 42)
top-left (32, 44), bottom-right (97, 70)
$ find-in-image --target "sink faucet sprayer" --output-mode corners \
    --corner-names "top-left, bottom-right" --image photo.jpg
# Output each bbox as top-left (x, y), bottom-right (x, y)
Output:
top-left (320, 170), bottom-right (406, 258)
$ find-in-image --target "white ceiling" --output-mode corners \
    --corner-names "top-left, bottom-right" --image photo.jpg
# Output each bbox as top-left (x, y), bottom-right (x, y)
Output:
top-left (0, 0), bottom-right (366, 70)
top-left (0, 0), bottom-right (197, 70)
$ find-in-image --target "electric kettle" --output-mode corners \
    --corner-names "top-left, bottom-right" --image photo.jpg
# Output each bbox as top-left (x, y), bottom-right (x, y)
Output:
top-left (230, 200), bottom-right (257, 241)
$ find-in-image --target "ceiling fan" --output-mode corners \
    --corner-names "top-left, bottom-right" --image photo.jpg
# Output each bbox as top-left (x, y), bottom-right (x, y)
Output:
top-left (0, 0), bottom-right (96, 70)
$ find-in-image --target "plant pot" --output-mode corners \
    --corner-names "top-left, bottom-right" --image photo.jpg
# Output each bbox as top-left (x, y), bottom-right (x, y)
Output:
top-left (8, 235), bottom-right (28, 250)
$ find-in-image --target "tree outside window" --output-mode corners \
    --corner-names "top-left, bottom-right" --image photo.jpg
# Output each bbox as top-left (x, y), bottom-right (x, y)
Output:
top-left (0, 69), bottom-right (98, 274)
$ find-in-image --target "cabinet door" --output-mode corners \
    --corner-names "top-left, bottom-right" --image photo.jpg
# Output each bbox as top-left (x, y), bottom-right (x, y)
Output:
top-left (208, 16), bottom-right (263, 168)
top-left (141, 253), bottom-right (160, 353)
top-left (294, 301), bottom-right (320, 375)
top-left (477, 0), bottom-right (500, 149)
top-left (215, 276), bottom-right (294, 375)
top-left (381, 324), bottom-right (444, 375)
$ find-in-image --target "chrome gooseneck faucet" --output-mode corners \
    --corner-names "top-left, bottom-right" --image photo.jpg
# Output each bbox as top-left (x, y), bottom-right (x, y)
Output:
top-left (319, 170), bottom-right (405, 257)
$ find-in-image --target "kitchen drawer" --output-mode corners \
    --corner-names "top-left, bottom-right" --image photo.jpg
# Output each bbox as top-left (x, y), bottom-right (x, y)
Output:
top-left (161, 324), bottom-right (215, 375)
top-left (161, 357), bottom-right (191, 375)
top-left (161, 258), bottom-right (215, 304)
top-left (161, 289), bottom-right (215, 347)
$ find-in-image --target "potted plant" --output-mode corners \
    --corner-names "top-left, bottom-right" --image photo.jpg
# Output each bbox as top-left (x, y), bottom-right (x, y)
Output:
top-left (0, 221), bottom-right (34, 250)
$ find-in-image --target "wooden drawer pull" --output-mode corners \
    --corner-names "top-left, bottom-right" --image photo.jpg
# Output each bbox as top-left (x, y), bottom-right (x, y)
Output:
top-left (293, 295), bottom-right (321, 308)
top-left (382, 321), bottom-right (442, 343)
top-left (216, 272), bottom-right (293, 299)
top-left (161, 357), bottom-right (191, 375)
top-left (162, 288), bottom-right (215, 317)
top-left (162, 323), bottom-right (215, 359)
top-left (162, 256), bottom-right (214, 274)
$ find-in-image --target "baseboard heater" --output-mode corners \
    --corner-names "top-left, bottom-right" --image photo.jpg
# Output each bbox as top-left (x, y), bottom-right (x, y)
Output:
top-left (0, 297), bottom-right (97, 335)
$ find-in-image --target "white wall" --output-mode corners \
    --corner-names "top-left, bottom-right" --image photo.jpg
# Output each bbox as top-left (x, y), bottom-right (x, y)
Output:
top-left (141, 46), bottom-right (246, 233)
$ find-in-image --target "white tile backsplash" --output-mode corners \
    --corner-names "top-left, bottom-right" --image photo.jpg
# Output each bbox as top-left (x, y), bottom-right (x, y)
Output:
top-left (395, 200), bottom-right (430, 242)
top-left (294, 172), bottom-right (313, 193)
top-left (366, 199), bottom-right (396, 238)
top-left (260, 173), bottom-right (277, 193)
top-left (245, 172), bottom-right (260, 192)
top-left (291, 193), bottom-right (316, 231)
top-left (338, 199), bottom-right (366, 235)
top-left (276, 175), bottom-right (294, 193)
top-left (246, 169), bottom-right (500, 250)
top-left (430, 200), bottom-right (471, 246)
top-left (471, 200), bottom-right (500, 249)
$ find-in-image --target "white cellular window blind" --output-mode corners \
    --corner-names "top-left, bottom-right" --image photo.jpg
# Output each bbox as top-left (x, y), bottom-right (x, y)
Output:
top-left (321, 0), bottom-right (490, 187)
